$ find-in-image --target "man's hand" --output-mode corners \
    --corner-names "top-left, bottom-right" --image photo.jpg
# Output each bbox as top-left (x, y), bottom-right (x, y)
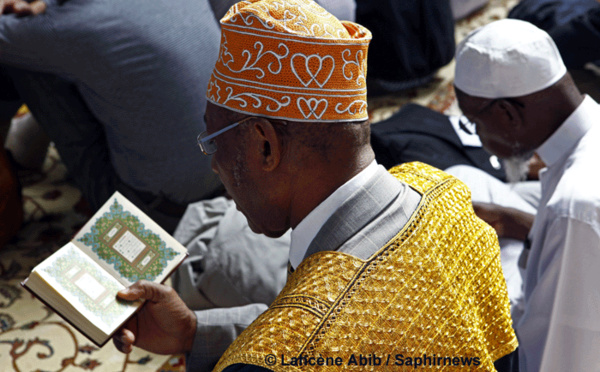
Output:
top-left (1, 0), bottom-right (47, 16)
top-left (113, 280), bottom-right (197, 355)
top-left (473, 202), bottom-right (534, 241)
top-left (527, 153), bottom-right (545, 180)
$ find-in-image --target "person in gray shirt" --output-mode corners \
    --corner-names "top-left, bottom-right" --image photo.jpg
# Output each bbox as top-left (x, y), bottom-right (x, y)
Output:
top-left (0, 0), bottom-right (227, 232)
top-left (0, 0), bottom-right (355, 232)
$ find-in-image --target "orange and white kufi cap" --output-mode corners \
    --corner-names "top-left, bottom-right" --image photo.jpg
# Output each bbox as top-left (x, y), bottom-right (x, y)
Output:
top-left (206, 0), bottom-right (372, 122)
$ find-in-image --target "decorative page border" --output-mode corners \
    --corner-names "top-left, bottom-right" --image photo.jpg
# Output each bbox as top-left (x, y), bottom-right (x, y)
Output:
top-left (42, 249), bottom-right (133, 328)
top-left (78, 198), bottom-right (178, 282)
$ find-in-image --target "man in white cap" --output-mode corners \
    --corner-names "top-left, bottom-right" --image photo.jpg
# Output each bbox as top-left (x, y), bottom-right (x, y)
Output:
top-left (454, 18), bottom-right (600, 372)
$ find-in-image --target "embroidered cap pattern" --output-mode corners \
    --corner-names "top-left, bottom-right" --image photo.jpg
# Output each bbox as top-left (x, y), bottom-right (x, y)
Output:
top-left (206, 0), bottom-right (371, 122)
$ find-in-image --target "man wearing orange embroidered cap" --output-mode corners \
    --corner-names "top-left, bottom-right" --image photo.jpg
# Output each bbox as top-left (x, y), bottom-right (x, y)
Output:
top-left (113, 1), bottom-right (517, 370)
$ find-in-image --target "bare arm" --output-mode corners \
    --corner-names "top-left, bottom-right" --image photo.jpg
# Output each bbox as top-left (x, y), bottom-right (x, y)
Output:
top-left (1, 0), bottom-right (46, 16)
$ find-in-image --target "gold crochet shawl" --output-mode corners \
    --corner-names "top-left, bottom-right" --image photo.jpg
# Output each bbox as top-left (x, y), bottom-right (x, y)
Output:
top-left (214, 162), bottom-right (517, 371)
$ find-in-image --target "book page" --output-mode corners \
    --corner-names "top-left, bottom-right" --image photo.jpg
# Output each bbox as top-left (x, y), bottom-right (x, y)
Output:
top-left (35, 243), bottom-right (139, 335)
top-left (72, 192), bottom-right (187, 286)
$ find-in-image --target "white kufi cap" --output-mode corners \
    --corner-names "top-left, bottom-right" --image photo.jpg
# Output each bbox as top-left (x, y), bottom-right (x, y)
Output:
top-left (455, 19), bottom-right (567, 99)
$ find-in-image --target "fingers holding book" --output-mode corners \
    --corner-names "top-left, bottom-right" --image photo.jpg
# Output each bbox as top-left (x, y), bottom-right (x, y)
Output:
top-left (113, 280), bottom-right (197, 355)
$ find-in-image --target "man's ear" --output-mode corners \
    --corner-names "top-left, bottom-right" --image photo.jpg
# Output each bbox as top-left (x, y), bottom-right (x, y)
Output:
top-left (250, 118), bottom-right (282, 172)
top-left (497, 99), bottom-right (524, 128)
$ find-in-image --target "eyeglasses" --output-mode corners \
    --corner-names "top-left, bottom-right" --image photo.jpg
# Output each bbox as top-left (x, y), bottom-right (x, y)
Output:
top-left (197, 117), bottom-right (254, 155)
top-left (459, 97), bottom-right (525, 135)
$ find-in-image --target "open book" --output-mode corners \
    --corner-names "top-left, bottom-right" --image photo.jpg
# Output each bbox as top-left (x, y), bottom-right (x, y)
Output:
top-left (21, 192), bottom-right (188, 347)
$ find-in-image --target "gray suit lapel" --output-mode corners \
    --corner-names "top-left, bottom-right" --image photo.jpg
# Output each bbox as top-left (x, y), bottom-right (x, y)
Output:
top-left (303, 167), bottom-right (403, 260)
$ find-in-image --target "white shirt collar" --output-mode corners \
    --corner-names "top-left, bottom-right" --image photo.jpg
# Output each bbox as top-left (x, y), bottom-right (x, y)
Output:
top-left (537, 95), bottom-right (598, 167)
top-left (289, 160), bottom-right (380, 269)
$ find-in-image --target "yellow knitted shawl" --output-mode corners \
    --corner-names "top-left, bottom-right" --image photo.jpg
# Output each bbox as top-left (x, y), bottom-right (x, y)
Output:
top-left (214, 162), bottom-right (517, 371)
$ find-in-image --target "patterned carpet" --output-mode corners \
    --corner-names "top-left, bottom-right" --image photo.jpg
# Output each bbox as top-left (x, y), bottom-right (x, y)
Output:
top-left (0, 1), bottom-right (517, 371)
top-left (0, 143), bottom-right (186, 371)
